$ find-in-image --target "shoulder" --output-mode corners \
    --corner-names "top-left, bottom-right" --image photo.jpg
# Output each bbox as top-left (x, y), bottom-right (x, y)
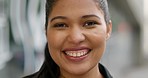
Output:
top-left (23, 72), bottom-right (38, 78)
top-left (23, 63), bottom-right (45, 78)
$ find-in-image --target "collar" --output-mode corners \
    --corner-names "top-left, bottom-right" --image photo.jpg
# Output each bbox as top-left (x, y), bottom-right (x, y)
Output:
top-left (99, 63), bottom-right (113, 78)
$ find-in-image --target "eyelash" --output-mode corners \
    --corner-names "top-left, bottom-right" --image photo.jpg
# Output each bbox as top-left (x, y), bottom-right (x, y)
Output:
top-left (83, 21), bottom-right (99, 27)
top-left (52, 20), bottom-right (99, 29)
top-left (53, 23), bottom-right (68, 28)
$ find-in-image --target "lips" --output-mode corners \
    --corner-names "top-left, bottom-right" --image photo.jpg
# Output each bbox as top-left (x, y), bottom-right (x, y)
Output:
top-left (62, 47), bottom-right (91, 58)
top-left (65, 49), bottom-right (89, 57)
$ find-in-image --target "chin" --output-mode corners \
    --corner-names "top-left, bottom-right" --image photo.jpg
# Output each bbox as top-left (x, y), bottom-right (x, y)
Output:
top-left (62, 65), bottom-right (92, 76)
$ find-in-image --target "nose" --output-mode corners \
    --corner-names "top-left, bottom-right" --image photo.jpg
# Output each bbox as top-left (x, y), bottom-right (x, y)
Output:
top-left (67, 27), bottom-right (85, 44)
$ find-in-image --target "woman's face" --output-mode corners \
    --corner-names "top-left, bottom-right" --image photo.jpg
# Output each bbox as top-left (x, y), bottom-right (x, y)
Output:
top-left (46, 0), bottom-right (112, 76)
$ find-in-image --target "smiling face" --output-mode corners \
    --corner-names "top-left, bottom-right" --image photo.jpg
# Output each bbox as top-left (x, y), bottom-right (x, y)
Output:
top-left (46, 0), bottom-right (112, 77)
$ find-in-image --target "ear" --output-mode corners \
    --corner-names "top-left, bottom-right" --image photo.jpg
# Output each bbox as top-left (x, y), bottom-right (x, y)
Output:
top-left (106, 20), bottom-right (112, 40)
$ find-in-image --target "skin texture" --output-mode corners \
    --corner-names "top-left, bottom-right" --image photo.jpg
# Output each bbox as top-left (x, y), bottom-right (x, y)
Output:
top-left (46, 0), bottom-right (112, 78)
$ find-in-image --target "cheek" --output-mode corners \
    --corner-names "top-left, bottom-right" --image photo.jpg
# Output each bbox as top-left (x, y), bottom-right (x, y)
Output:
top-left (92, 33), bottom-right (106, 48)
top-left (90, 28), bottom-right (107, 59)
top-left (47, 32), bottom-right (60, 49)
top-left (90, 27), bottom-right (106, 40)
top-left (46, 30), bottom-right (67, 51)
top-left (46, 30), bottom-right (64, 63)
top-left (87, 27), bottom-right (107, 48)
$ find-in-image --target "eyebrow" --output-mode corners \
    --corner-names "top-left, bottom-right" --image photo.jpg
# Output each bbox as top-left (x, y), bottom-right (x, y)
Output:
top-left (50, 14), bottom-right (101, 22)
top-left (50, 16), bottom-right (67, 22)
top-left (82, 14), bottom-right (101, 19)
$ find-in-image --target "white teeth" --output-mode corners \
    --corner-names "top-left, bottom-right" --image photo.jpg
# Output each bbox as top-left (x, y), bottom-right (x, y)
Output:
top-left (65, 50), bottom-right (88, 57)
top-left (80, 52), bottom-right (83, 56)
top-left (69, 53), bottom-right (73, 56)
top-left (77, 52), bottom-right (81, 57)
top-left (73, 53), bottom-right (77, 57)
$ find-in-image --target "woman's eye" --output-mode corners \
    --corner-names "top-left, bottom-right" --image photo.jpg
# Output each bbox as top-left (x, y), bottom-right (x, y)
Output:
top-left (53, 23), bottom-right (68, 29)
top-left (84, 21), bottom-right (99, 27)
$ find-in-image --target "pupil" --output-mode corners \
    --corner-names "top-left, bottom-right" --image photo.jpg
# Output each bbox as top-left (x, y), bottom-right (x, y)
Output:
top-left (88, 22), bottom-right (94, 25)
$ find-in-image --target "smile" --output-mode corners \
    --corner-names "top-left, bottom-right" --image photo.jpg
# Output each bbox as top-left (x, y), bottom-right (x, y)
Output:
top-left (65, 49), bottom-right (89, 57)
top-left (62, 47), bottom-right (91, 58)
top-left (62, 47), bottom-right (91, 61)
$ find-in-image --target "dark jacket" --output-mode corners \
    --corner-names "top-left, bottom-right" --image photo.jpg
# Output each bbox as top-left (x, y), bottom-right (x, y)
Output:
top-left (23, 63), bottom-right (112, 78)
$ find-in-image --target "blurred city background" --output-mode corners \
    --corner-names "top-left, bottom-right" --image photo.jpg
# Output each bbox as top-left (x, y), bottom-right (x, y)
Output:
top-left (0, 0), bottom-right (147, 78)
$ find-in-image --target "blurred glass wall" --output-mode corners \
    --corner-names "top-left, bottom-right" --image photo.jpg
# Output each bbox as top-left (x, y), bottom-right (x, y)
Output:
top-left (102, 0), bottom-right (148, 78)
top-left (0, 0), bottom-right (12, 70)
top-left (0, 0), bottom-right (147, 78)
top-left (0, 0), bottom-right (46, 78)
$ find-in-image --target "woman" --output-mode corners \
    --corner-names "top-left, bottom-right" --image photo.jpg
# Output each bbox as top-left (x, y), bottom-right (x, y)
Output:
top-left (24, 0), bottom-right (112, 78)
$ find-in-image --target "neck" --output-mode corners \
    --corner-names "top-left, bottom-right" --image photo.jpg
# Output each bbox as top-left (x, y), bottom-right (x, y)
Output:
top-left (59, 64), bottom-right (103, 78)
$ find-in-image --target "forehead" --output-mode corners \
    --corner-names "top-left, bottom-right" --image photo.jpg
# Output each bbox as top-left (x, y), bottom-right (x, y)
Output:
top-left (55, 0), bottom-right (97, 8)
top-left (49, 0), bottom-right (102, 18)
